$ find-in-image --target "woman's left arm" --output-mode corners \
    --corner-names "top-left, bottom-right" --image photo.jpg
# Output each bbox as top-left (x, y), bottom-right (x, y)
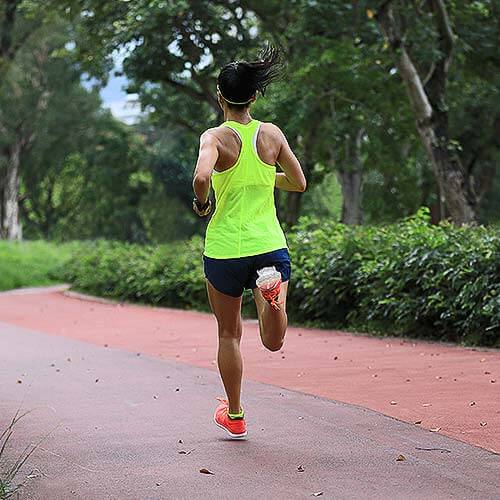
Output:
top-left (192, 131), bottom-right (219, 215)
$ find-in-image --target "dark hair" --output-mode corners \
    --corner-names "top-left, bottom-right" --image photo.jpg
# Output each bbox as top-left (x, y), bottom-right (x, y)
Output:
top-left (217, 45), bottom-right (283, 109)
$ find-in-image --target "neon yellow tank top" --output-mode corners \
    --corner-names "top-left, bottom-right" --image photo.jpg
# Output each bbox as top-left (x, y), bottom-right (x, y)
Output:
top-left (204, 119), bottom-right (287, 259)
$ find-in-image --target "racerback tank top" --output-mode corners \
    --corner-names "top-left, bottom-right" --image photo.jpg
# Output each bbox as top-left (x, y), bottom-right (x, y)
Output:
top-left (204, 119), bottom-right (287, 259)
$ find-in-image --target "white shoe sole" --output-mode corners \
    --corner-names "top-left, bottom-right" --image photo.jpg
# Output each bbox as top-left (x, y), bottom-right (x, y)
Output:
top-left (213, 416), bottom-right (248, 439)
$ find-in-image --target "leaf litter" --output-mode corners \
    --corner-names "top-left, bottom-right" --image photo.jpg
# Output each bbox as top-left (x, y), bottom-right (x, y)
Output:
top-left (199, 468), bottom-right (214, 475)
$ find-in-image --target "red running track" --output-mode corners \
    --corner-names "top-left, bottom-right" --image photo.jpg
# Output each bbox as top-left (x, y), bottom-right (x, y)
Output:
top-left (0, 288), bottom-right (498, 453)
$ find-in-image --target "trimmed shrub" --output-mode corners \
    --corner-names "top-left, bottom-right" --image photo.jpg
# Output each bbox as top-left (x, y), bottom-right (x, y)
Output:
top-left (57, 208), bottom-right (500, 346)
top-left (288, 208), bottom-right (499, 346)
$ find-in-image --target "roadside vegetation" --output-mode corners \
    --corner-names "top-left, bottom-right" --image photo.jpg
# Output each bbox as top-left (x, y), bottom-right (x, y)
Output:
top-left (0, 410), bottom-right (43, 500)
top-left (55, 210), bottom-right (500, 347)
top-left (0, 241), bottom-right (74, 291)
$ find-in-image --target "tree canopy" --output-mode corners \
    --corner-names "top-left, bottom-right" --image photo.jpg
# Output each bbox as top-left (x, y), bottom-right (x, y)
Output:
top-left (1, 0), bottom-right (499, 241)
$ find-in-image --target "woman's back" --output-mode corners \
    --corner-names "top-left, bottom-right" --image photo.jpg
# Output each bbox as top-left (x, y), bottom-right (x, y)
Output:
top-left (211, 121), bottom-right (281, 172)
top-left (204, 119), bottom-right (287, 259)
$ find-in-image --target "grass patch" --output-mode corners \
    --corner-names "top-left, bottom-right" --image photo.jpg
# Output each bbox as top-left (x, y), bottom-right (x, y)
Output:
top-left (0, 410), bottom-right (45, 499)
top-left (0, 241), bottom-right (77, 292)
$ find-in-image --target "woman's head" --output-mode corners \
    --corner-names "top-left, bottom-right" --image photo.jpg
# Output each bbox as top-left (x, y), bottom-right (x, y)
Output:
top-left (217, 45), bottom-right (283, 110)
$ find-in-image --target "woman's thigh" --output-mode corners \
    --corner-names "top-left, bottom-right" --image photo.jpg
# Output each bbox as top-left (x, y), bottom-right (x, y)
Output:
top-left (206, 280), bottom-right (243, 337)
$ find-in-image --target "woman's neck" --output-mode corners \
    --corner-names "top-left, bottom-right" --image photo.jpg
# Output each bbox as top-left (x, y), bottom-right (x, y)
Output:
top-left (224, 107), bottom-right (252, 124)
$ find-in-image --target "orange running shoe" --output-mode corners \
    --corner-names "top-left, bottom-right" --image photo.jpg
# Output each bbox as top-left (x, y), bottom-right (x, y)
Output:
top-left (256, 267), bottom-right (282, 311)
top-left (213, 397), bottom-right (247, 439)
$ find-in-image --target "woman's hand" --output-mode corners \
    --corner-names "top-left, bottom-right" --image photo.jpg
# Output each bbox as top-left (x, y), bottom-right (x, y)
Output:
top-left (193, 197), bottom-right (212, 217)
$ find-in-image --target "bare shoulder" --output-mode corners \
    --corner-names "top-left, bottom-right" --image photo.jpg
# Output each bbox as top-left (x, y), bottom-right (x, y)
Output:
top-left (259, 122), bottom-right (285, 143)
top-left (200, 127), bottom-right (221, 143)
top-left (203, 125), bottom-right (237, 144)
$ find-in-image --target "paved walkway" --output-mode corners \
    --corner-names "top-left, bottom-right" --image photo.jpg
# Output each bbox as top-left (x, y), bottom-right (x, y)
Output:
top-left (1, 322), bottom-right (499, 499)
top-left (0, 288), bottom-right (498, 453)
top-left (0, 288), bottom-right (499, 498)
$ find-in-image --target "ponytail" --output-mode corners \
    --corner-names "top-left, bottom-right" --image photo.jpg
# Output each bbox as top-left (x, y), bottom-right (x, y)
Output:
top-left (217, 45), bottom-right (283, 107)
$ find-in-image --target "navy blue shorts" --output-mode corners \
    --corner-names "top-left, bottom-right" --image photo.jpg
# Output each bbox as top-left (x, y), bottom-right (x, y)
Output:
top-left (203, 248), bottom-right (291, 298)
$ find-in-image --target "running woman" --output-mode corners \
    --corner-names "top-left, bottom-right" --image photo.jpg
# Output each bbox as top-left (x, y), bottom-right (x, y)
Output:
top-left (192, 47), bottom-right (306, 439)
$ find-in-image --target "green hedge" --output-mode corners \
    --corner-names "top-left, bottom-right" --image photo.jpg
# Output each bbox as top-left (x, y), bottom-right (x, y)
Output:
top-left (57, 209), bottom-right (500, 346)
top-left (58, 238), bottom-right (209, 310)
top-left (288, 209), bottom-right (499, 346)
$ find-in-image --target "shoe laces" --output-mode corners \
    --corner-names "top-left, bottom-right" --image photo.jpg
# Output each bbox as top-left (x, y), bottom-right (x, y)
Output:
top-left (260, 281), bottom-right (282, 311)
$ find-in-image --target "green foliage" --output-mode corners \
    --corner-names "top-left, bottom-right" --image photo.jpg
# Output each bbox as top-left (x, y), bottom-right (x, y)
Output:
top-left (0, 409), bottom-right (48, 499)
top-left (59, 238), bottom-right (208, 310)
top-left (0, 241), bottom-right (76, 291)
top-left (57, 210), bottom-right (499, 346)
top-left (288, 208), bottom-right (500, 346)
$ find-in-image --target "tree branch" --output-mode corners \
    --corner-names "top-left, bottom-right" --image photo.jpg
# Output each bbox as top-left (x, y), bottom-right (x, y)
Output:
top-left (376, 1), bottom-right (433, 124)
top-left (424, 0), bottom-right (455, 101)
top-left (431, 0), bottom-right (454, 56)
top-left (0, 0), bottom-right (21, 60)
top-left (161, 76), bottom-right (208, 104)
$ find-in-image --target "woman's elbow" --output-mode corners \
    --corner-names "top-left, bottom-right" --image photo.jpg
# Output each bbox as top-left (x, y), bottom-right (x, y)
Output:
top-left (193, 172), bottom-right (211, 189)
top-left (297, 179), bottom-right (307, 192)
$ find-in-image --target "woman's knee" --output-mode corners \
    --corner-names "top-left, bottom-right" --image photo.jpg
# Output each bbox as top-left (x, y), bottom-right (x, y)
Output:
top-left (218, 325), bottom-right (242, 340)
top-left (261, 332), bottom-right (284, 352)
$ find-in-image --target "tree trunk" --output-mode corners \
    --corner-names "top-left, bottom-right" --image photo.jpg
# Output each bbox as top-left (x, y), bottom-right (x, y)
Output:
top-left (376, 0), bottom-right (476, 225)
top-left (284, 191), bottom-right (302, 227)
top-left (1, 140), bottom-right (22, 240)
top-left (336, 129), bottom-right (364, 225)
top-left (337, 169), bottom-right (363, 225)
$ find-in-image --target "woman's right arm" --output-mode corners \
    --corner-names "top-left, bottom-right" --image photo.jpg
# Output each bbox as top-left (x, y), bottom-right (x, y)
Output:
top-left (192, 130), bottom-right (219, 216)
top-left (274, 126), bottom-right (307, 192)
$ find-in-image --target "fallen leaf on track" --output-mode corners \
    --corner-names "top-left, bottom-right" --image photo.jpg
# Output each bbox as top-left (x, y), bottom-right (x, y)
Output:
top-left (199, 468), bottom-right (214, 475)
top-left (396, 454), bottom-right (406, 461)
top-left (430, 427), bottom-right (441, 432)
top-left (390, 401), bottom-right (397, 405)
top-left (414, 420), bottom-right (422, 425)
top-left (415, 447), bottom-right (451, 454)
